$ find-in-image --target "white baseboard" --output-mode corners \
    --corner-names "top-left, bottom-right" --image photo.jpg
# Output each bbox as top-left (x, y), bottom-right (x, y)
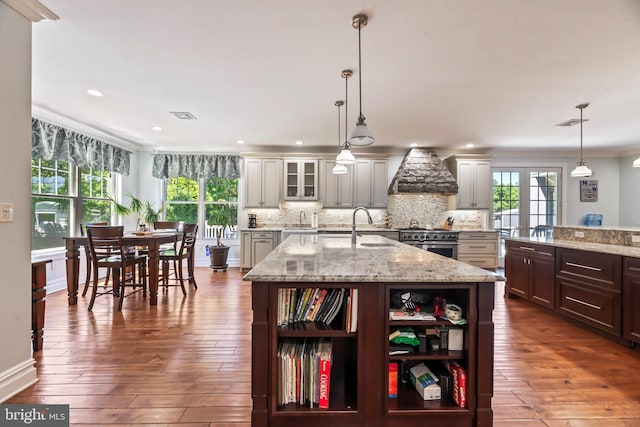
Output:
top-left (0, 359), bottom-right (38, 403)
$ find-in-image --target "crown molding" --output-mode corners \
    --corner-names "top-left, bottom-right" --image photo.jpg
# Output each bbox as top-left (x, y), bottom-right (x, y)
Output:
top-left (1, 0), bottom-right (58, 22)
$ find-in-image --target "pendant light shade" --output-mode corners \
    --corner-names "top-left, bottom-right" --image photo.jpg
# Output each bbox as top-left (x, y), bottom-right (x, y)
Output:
top-left (332, 98), bottom-right (350, 174)
top-left (335, 70), bottom-right (355, 167)
top-left (349, 14), bottom-right (375, 147)
top-left (633, 156), bottom-right (640, 168)
top-left (570, 103), bottom-right (593, 178)
top-left (336, 147), bottom-right (356, 165)
top-left (332, 163), bottom-right (348, 174)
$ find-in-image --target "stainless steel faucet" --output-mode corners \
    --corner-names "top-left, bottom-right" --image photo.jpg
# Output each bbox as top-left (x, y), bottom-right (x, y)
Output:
top-left (299, 211), bottom-right (306, 228)
top-left (352, 206), bottom-right (373, 244)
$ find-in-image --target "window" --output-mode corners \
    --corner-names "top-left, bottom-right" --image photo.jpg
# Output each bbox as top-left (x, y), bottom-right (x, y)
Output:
top-left (164, 177), bottom-right (238, 240)
top-left (79, 167), bottom-right (113, 224)
top-left (31, 159), bottom-right (117, 251)
top-left (32, 159), bottom-right (74, 250)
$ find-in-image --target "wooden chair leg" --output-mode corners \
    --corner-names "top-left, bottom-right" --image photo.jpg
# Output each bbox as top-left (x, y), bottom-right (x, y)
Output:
top-left (177, 260), bottom-right (186, 296)
top-left (82, 252), bottom-right (92, 297)
top-left (88, 266), bottom-right (99, 311)
top-left (116, 268), bottom-right (125, 311)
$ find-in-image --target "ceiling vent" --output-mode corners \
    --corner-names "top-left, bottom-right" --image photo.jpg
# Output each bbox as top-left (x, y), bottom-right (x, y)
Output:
top-left (170, 111), bottom-right (197, 120)
top-left (388, 148), bottom-right (458, 195)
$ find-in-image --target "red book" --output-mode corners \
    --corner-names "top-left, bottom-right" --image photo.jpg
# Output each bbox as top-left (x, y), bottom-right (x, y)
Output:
top-left (388, 362), bottom-right (398, 398)
top-left (448, 361), bottom-right (467, 408)
top-left (318, 342), bottom-right (332, 409)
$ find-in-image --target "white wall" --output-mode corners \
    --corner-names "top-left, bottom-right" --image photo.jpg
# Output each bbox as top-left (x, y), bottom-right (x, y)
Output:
top-left (491, 155), bottom-right (620, 226)
top-left (619, 154), bottom-right (640, 227)
top-left (0, 3), bottom-right (38, 401)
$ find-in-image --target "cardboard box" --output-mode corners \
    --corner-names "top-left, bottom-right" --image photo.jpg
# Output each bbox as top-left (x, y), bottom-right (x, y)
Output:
top-left (409, 363), bottom-right (441, 400)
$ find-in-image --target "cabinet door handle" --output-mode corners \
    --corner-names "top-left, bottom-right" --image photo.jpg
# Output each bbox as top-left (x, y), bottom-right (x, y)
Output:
top-left (519, 246), bottom-right (536, 251)
top-left (468, 245), bottom-right (487, 249)
top-left (566, 262), bottom-right (602, 272)
top-left (566, 296), bottom-right (601, 310)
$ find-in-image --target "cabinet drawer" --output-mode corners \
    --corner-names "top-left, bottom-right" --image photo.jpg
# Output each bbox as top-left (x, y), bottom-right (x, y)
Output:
top-left (505, 240), bottom-right (554, 257)
top-left (624, 257), bottom-right (640, 275)
top-left (252, 232), bottom-right (274, 239)
top-left (458, 255), bottom-right (497, 269)
top-left (557, 277), bottom-right (621, 336)
top-left (458, 241), bottom-right (498, 254)
top-left (458, 232), bottom-right (498, 240)
top-left (556, 248), bottom-right (621, 290)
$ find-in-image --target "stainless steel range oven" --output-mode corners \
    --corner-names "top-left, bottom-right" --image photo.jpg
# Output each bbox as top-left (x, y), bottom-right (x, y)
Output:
top-left (399, 229), bottom-right (459, 259)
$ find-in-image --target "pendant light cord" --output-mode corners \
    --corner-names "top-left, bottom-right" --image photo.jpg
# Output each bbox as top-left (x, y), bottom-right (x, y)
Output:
top-left (580, 105), bottom-right (584, 162)
top-left (345, 73), bottom-right (349, 144)
top-left (357, 22), bottom-right (363, 118)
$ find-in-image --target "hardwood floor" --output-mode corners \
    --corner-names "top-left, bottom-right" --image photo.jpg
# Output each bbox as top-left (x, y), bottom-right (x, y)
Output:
top-left (7, 267), bottom-right (640, 425)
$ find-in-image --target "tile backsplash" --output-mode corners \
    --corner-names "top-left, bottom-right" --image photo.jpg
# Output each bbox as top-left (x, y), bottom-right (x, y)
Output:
top-left (243, 196), bottom-right (487, 230)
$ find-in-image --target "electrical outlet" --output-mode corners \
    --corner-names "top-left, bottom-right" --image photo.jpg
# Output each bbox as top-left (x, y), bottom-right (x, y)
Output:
top-left (574, 231), bottom-right (585, 238)
top-left (632, 235), bottom-right (640, 243)
top-left (0, 203), bottom-right (13, 223)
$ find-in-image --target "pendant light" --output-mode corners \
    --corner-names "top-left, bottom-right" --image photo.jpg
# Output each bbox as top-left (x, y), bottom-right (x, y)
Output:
top-left (332, 100), bottom-right (348, 175)
top-left (336, 69), bottom-right (355, 165)
top-left (570, 103), bottom-right (593, 178)
top-left (633, 157), bottom-right (640, 168)
top-left (348, 13), bottom-right (375, 147)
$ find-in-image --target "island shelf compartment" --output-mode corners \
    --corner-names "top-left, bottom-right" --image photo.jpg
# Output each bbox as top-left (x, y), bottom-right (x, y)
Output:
top-left (384, 283), bottom-right (476, 416)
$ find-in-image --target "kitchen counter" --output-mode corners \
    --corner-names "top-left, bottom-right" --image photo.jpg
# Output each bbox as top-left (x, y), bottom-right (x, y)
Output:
top-left (506, 236), bottom-right (640, 258)
top-left (240, 226), bottom-right (399, 232)
top-left (243, 234), bottom-right (503, 282)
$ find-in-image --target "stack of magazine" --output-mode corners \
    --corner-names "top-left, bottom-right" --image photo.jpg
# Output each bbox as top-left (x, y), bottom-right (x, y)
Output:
top-left (277, 339), bottom-right (333, 409)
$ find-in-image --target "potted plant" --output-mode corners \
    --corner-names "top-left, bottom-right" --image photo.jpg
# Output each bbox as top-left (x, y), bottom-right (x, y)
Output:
top-left (110, 193), bottom-right (164, 231)
top-left (208, 204), bottom-right (235, 271)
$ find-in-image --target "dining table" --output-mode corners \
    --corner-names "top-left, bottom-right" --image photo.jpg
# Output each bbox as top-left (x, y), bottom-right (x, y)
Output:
top-left (63, 231), bottom-right (183, 307)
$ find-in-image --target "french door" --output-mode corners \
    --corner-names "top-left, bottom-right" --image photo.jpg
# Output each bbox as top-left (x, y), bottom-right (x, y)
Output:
top-left (492, 167), bottom-right (562, 266)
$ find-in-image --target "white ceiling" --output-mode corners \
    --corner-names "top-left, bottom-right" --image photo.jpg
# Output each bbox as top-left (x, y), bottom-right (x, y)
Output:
top-left (31, 0), bottom-right (640, 157)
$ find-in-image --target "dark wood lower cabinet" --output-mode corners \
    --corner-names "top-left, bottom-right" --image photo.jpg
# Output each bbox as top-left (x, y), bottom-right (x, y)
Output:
top-left (623, 257), bottom-right (640, 343)
top-left (505, 240), bottom-right (555, 308)
top-left (251, 281), bottom-right (495, 427)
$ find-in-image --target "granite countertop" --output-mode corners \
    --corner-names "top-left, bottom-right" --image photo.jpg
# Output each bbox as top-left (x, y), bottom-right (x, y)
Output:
top-left (506, 236), bottom-right (640, 258)
top-left (240, 226), bottom-right (399, 232)
top-left (243, 234), bottom-right (504, 283)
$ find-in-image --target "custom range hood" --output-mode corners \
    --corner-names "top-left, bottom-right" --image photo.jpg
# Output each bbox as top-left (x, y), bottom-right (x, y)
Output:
top-left (388, 148), bottom-right (458, 195)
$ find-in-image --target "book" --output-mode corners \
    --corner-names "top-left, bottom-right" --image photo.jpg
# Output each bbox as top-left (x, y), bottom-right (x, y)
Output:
top-left (324, 288), bottom-right (346, 325)
top-left (348, 288), bottom-right (358, 333)
top-left (318, 341), bottom-right (332, 409)
top-left (303, 288), bottom-right (320, 321)
top-left (389, 310), bottom-right (436, 321)
top-left (296, 288), bottom-right (314, 321)
top-left (308, 289), bottom-right (328, 321)
top-left (447, 360), bottom-right (467, 408)
top-left (388, 362), bottom-right (398, 398)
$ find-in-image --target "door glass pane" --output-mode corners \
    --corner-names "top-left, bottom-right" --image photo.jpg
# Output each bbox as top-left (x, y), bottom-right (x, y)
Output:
top-left (529, 171), bottom-right (557, 238)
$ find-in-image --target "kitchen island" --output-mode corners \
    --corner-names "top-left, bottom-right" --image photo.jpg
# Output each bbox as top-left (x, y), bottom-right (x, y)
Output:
top-left (244, 234), bottom-right (503, 427)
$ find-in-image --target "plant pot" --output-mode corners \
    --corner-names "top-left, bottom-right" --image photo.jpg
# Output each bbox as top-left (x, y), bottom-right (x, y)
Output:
top-left (209, 246), bottom-right (230, 271)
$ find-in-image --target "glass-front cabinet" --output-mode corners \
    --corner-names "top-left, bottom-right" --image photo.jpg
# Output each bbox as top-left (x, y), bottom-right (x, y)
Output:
top-left (283, 159), bottom-right (318, 201)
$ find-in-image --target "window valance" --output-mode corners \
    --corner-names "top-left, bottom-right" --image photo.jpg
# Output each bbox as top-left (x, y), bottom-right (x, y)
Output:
top-left (31, 118), bottom-right (132, 175)
top-left (152, 153), bottom-right (241, 180)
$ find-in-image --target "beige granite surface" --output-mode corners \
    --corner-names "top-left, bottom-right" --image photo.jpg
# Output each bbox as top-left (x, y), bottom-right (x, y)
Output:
top-left (507, 236), bottom-right (640, 258)
top-left (553, 225), bottom-right (640, 247)
top-left (243, 234), bottom-right (504, 283)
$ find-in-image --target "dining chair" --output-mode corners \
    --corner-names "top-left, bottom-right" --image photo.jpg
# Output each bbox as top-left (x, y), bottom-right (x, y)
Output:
top-left (86, 225), bottom-right (148, 311)
top-left (80, 222), bottom-right (109, 297)
top-left (159, 223), bottom-right (198, 295)
top-left (151, 221), bottom-right (185, 282)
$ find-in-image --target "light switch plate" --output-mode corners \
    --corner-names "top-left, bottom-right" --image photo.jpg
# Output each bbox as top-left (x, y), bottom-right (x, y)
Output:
top-left (632, 235), bottom-right (640, 243)
top-left (0, 203), bottom-right (13, 222)
top-left (574, 231), bottom-right (585, 238)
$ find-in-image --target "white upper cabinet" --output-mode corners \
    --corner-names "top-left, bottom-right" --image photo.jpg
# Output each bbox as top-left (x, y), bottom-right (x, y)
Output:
top-left (244, 158), bottom-right (282, 208)
top-left (320, 160), bottom-right (354, 208)
top-left (283, 160), bottom-right (318, 201)
top-left (354, 159), bottom-right (388, 208)
top-left (446, 156), bottom-right (491, 209)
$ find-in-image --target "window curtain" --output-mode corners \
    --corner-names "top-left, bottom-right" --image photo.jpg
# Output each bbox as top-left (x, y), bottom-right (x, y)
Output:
top-left (31, 118), bottom-right (132, 175)
top-left (152, 153), bottom-right (241, 180)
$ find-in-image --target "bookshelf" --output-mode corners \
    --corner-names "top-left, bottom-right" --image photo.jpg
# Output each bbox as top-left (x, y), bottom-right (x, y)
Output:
top-left (251, 280), bottom-right (494, 427)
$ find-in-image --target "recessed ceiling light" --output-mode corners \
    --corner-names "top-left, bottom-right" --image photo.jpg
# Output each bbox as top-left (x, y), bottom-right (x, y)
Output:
top-left (410, 143), bottom-right (418, 147)
top-left (295, 140), bottom-right (304, 145)
top-left (237, 140), bottom-right (245, 144)
top-left (151, 126), bottom-right (162, 132)
top-left (86, 89), bottom-right (103, 97)
top-left (170, 111), bottom-right (197, 120)
top-left (465, 143), bottom-right (475, 148)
